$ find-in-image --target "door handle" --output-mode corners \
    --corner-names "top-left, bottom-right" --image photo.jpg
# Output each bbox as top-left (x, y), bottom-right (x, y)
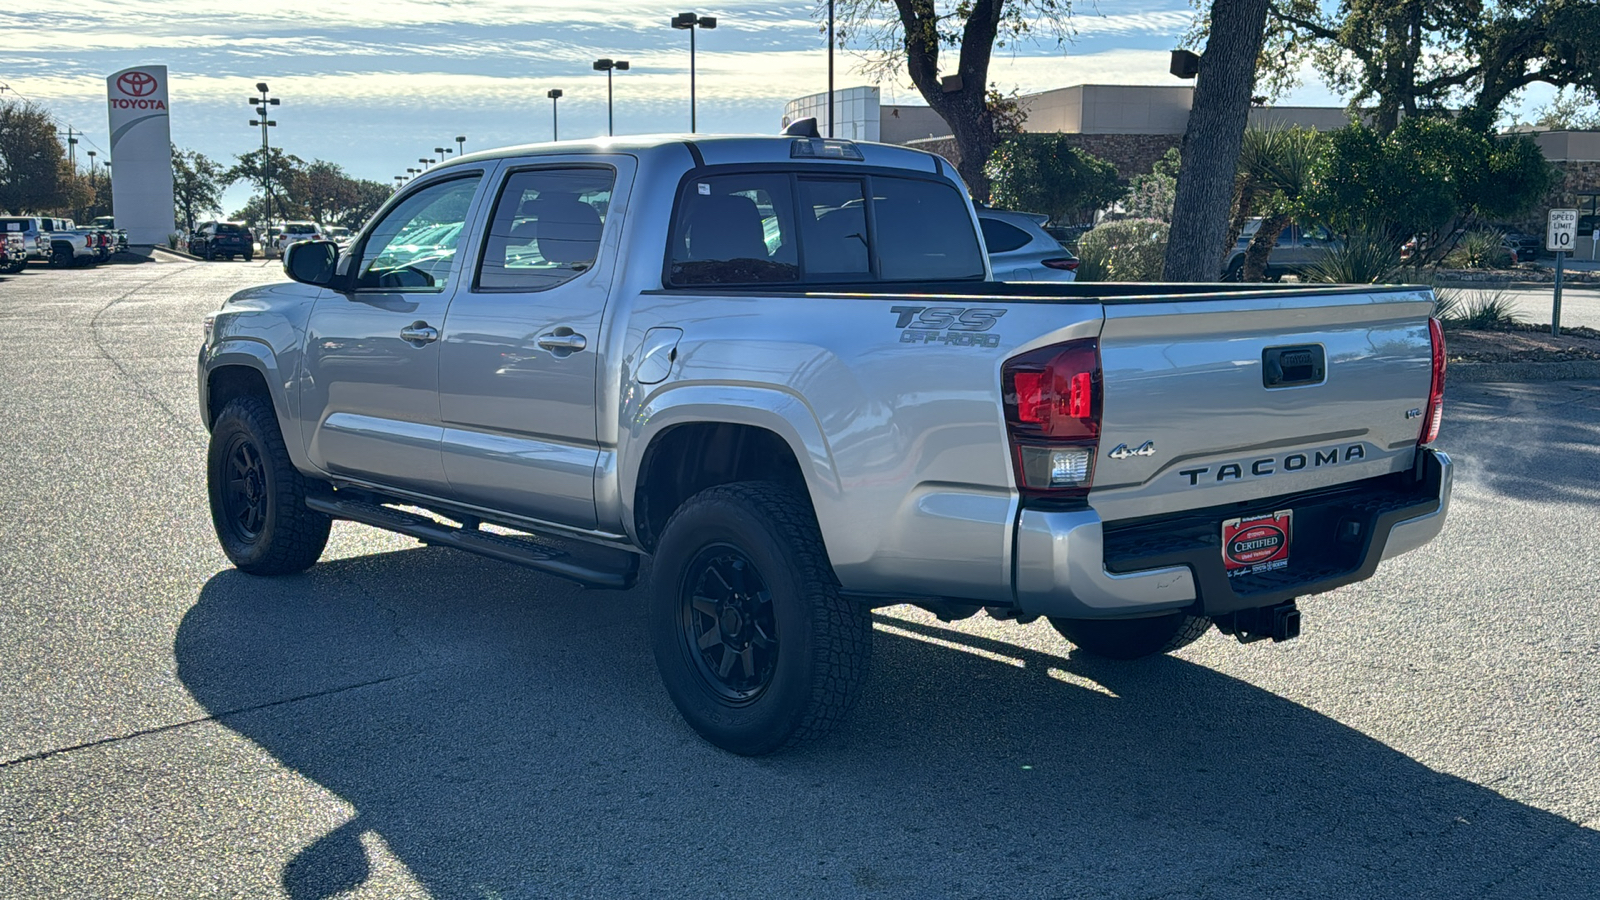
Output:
top-left (536, 328), bottom-right (588, 354)
top-left (400, 322), bottom-right (439, 344)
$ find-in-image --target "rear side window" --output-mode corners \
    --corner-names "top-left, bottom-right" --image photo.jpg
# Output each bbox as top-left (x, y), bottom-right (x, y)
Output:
top-left (668, 174), bottom-right (799, 286)
top-left (217, 223), bottom-right (247, 234)
top-left (979, 218), bottom-right (1032, 253)
top-left (666, 169), bottom-right (983, 287)
top-left (477, 167), bottom-right (616, 292)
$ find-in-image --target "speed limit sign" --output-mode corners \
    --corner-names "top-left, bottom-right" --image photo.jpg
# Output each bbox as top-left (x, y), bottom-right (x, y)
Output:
top-left (1548, 208), bottom-right (1578, 252)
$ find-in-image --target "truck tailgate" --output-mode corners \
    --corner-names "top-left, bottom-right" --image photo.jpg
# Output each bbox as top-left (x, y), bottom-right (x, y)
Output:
top-left (1089, 287), bottom-right (1437, 522)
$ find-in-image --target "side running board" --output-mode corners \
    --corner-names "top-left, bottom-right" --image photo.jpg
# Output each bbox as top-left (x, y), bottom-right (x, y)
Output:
top-left (305, 495), bottom-right (639, 590)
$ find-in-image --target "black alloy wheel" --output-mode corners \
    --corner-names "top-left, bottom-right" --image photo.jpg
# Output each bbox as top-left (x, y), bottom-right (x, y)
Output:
top-left (678, 545), bottom-right (780, 701)
top-left (219, 433), bottom-right (269, 543)
top-left (649, 482), bottom-right (872, 755)
top-left (206, 395), bottom-right (331, 574)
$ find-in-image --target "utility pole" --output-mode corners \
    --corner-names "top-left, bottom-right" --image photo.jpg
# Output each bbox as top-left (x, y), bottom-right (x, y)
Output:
top-left (248, 82), bottom-right (280, 227)
top-left (60, 126), bottom-right (79, 169)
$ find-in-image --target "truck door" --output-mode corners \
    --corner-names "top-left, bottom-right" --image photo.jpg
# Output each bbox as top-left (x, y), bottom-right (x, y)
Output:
top-left (301, 172), bottom-right (487, 495)
top-left (437, 158), bottom-right (632, 530)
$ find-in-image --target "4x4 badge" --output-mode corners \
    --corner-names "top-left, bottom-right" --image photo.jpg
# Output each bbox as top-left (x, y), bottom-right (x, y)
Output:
top-left (1108, 441), bottom-right (1156, 460)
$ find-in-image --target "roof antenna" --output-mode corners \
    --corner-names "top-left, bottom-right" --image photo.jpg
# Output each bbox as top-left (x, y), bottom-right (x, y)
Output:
top-left (783, 116), bottom-right (821, 138)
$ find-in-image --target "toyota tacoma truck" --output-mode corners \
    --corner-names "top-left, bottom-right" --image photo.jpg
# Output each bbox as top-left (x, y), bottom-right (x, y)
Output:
top-left (198, 133), bottom-right (1451, 755)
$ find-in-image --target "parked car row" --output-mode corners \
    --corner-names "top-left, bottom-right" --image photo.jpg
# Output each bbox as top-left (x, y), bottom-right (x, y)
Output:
top-left (0, 215), bottom-right (120, 268)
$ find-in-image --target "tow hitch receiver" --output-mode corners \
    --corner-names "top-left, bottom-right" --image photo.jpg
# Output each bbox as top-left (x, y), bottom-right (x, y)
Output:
top-left (1217, 600), bottom-right (1301, 644)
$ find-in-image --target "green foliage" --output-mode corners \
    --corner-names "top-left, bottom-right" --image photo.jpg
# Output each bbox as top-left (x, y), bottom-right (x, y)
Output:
top-left (1307, 119), bottom-right (1554, 247)
top-left (1446, 288), bottom-right (1521, 329)
top-left (985, 135), bottom-right (1122, 224)
top-left (172, 146), bottom-right (229, 232)
top-left (0, 100), bottom-right (66, 213)
top-left (1264, 0), bottom-right (1600, 129)
top-left (1121, 147), bottom-right (1181, 222)
top-left (1074, 219), bottom-right (1170, 282)
top-left (1445, 228), bottom-right (1513, 269)
top-left (1533, 88), bottom-right (1600, 130)
top-left (1302, 231), bottom-right (1403, 283)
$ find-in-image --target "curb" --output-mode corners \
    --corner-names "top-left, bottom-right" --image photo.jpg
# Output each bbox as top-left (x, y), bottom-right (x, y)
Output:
top-left (1450, 360), bottom-right (1600, 383)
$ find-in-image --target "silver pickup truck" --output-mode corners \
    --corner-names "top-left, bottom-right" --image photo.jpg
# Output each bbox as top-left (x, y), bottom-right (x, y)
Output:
top-left (198, 134), bottom-right (1451, 754)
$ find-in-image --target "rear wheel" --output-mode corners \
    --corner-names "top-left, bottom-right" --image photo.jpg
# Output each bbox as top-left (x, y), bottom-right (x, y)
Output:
top-left (1050, 613), bottom-right (1211, 660)
top-left (650, 482), bottom-right (871, 755)
top-left (50, 244), bottom-right (71, 267)
top-left (207, 395), bottom-right (331, 575)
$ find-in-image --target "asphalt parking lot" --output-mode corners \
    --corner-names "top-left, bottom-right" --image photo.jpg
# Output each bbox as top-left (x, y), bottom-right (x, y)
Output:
top-left (1, 259), bottom-right (1597, 898)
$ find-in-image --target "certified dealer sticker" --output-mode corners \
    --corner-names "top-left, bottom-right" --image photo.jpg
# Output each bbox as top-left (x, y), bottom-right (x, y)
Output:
top-left (1222, 510), bottom-right (1292, 577)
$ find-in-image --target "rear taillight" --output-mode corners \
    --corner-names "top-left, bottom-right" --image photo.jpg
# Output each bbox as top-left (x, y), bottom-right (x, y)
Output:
top-left (1003, 339), bottom-right (1101, 498)
top-left (1042, 257), bottom-right (1079, 271)
top-left (1420, 317), bottom-right (1445, 444)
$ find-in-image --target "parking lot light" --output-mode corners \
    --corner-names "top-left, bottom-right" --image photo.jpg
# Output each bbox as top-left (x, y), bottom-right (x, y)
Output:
top-left (547, 89), bottom-right (563, 141)
top-left (671, 12), bottom-right (717, 133)
top-left (593, 58), bottom-right (631, 136)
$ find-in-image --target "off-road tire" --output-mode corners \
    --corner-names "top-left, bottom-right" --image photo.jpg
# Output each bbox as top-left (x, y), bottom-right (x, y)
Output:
top-left (50, 244), bottom-right (71, 267)
top-left (650, 482), bottom-right (872, 755)
top-left (1050, 613), bottom-right (1212, 660)
top-left (207, 395), bottom-right (331, 575)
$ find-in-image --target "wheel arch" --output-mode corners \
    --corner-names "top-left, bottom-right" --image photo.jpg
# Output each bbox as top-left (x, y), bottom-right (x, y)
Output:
top-left (202, 342), bottom-right (312, 473)
top-left (621, 387), bottom-right (840, 553)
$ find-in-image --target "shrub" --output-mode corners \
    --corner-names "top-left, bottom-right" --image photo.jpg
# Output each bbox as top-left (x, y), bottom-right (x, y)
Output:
top-left (1445, 228), bottom-right (1514, 269)
top-left (1303, 231), bottom-right (1402, 284)
top-left (1451, 288), bottom-right (1521, 329)
top-left (166, 231), bottom-right (182, 249)
top-left (1074, 219), bottom-right (1169, 281)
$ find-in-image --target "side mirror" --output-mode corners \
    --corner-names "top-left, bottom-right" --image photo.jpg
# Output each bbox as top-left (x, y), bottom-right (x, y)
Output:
top-left (284, 239), bottom-right (340, 287)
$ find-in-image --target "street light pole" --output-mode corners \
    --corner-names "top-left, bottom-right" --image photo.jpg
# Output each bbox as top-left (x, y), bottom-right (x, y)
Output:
top-left (671, 12), bottom-right (717, 133)
top-left (248, 82), bottom-right (280, 227)
top-left (456, 135), bottom-right (466, 156)
top-left (593, 58), bottom-right (631, 136)
top-left (547, 89), bottom-right (563, 141)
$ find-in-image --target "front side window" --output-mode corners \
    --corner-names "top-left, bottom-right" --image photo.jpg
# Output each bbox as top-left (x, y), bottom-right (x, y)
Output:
top-left (356, 176), bottom-right (481, 292)
top-left (477, 167), bottom-right (615, 292)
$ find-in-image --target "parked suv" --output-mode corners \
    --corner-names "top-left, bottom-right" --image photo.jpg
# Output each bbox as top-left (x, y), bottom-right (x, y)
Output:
top-left (1224, 219), bottom-right (1340, 280)
top-left (271, 221), bottom-right (324, 257)
top-left (191, 221), bottom-right (255, 261)
top-left (977, 208), bottom-right (1078, 281)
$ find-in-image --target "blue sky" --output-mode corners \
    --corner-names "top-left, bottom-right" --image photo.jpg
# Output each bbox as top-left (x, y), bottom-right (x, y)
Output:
top-left (0, 1), bottom-right (1558, 215)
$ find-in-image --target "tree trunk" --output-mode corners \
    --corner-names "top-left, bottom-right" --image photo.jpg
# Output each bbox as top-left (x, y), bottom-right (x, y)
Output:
top-left (1163, 0), bottom-right (1272, 281)
top-left (891, 0), bottom-right (1004, 201)
top-left (1243, 213), bottom-right (1291, 281)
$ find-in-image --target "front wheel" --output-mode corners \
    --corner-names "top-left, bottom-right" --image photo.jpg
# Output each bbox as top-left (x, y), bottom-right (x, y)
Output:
top-left (650, 482), bottom-right (872, 755)
top-left (207, 395), bottom-right (331, 575)
top-left (1050, 613), bottom-right (1211, 660)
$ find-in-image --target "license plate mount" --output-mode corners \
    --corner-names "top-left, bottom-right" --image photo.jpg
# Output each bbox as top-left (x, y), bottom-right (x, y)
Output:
top-left (1222, 509), bottom-right (1292, 578)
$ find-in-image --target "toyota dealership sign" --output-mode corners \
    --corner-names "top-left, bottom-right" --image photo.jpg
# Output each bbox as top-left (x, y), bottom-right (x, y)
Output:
top-left (106, 65), bottom-right (175, 246)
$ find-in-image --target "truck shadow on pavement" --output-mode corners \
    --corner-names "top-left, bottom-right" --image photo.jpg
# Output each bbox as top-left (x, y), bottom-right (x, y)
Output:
top-left (178, 551), bottom-right (1598, 899)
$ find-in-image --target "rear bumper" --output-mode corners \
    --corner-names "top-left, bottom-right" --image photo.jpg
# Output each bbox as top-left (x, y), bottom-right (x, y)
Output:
top-left (1014, 449), bottom-right (1452, 619)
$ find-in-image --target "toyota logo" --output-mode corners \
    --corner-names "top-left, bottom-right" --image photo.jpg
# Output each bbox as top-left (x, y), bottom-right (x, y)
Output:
top-left (117, 71), bottom-right (158, 97)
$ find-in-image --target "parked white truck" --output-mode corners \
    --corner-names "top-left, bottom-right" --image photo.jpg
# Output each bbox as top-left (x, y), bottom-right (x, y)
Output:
top-left (197, 133), bottom-right (1451, 754)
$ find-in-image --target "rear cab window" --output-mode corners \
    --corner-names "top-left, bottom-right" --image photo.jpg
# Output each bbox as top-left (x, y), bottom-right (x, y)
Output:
top-left (666, 167), bottom-right (983, 287)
